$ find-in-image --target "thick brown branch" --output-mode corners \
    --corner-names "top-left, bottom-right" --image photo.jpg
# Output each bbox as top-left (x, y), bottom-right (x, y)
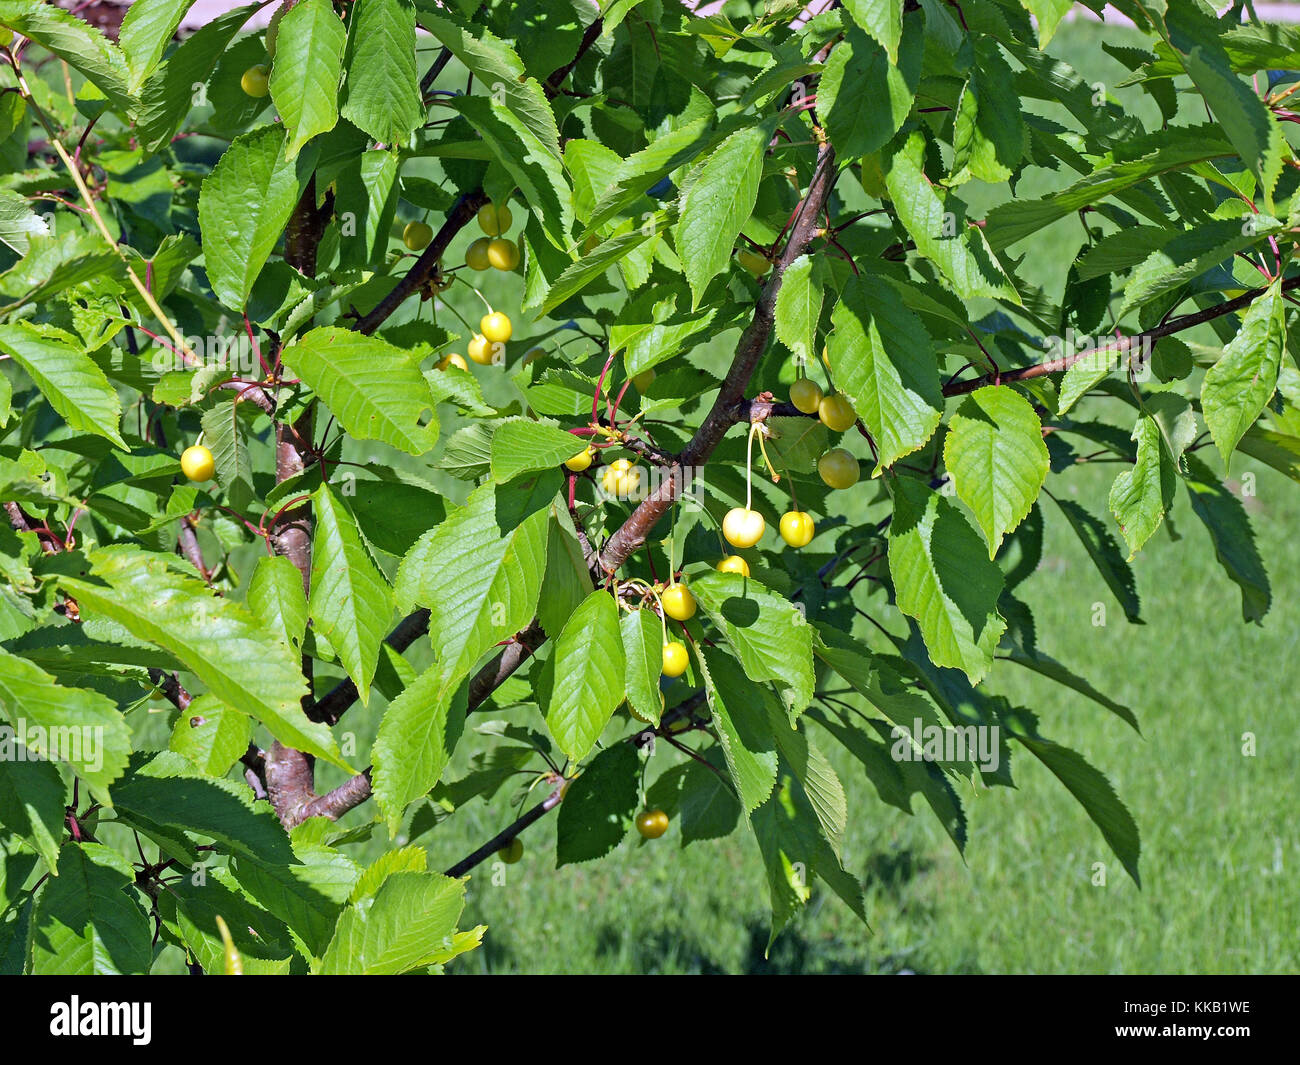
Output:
top-left (298, 768), bottom-right (375, 822)
top-left (597, 144), bottom-right (838, 573)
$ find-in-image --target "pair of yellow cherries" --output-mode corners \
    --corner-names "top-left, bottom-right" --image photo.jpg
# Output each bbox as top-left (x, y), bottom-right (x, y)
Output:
top-left (436, 309), bottom-right (514, 372)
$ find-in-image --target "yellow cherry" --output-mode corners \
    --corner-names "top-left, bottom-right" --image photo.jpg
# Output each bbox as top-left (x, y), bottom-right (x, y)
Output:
top-left (818, 393), bottom-right (856, 432)
top-left (565, 446), bottom-right (594, 472)
top-left (465, 237), bottom-right (492, 271)
top-left (466, 334), bottom-right (496, 365)
top-left (779, 511), bottom-right (815, 548)
top-left (180, 445), bottom-right (216, 482)
top-left (662, 641), bottom-right (689, 678)
top-left (736, 246), bottom-right (771, 276)
top-left (480, 311), bottom-right (512, 344)
top-left (717, 555), bottom-right (750, 577)
top-left (240, 65), bottom-right (269, 98)
top-left (636, 809), bottom-right (669, 839)
top-left (402, 221), bottom-right (432, 251)
top-left (477, 201), bottom-right (513, 236)
top-left (722, 507), bottom-right (765, 548)
top-left (790, 377), bottom-right (823, 414)
top-left (437, 352), bottom-right (468, 372)
top-left (487, 237), bottom-right (520, 271)
top-left (817, 448), bottom-right (860, 489)
top-left (661, 583), bottom-right (696, 621)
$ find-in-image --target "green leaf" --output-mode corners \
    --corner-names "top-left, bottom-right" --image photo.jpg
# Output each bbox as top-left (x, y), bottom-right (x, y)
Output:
top-left (490, 418), bottom-right (586, 482)
top-left (0, 323), bottom-right (125, 449)
top-left (556, 744), bottom-right (640, 866)
top-left (318, 871), bottom-right (473, 974)
top-left (31, 844), bottom-right (151, 974)
top-left (546, 591), bottom-right (626, 761)
top-left (1108, 411), bottom-right (1177, 558)
top-left (952, 38), bottom-right (1027, 184)
top-left (198, 125), bottom-right (316, 311)
top-left (1058, 347), bottom-right (1120, 415)
top-left (1202, 279), bottom-right (1285, 468)
top-left (1001, 709), bottom-right (1141, 885)
top-left (231, 838), bottom-right (359, 958)
top-left (750, 759), bottom-right (866, 951)
top-left (411, 4), bottom-right (560, 156)
top-left (394, 481), bottom-right (549, 681)
top-left (586, 116), bottom-right (712, 232)
top-left (883, 131), bottom-right (1018, 301)
top-left (621, 607), bottom-right (664, 726)
top-left (845, 0), bottom-right (902, 61)
top-left (310, 483), bottom-right (393, 706)
top-left (136, 5), bottom-right (258, 153)
top-left (773, 254), bottom-right (823, 368)
top-left (828, 275), bottom-right (942, 472)
top-left (1165, 3), bottom-right (1283, 208)
top-left (689, 572), bottom-right (814, 718)
top-left (112, 765), bottom-right (295, 863)
top-left (118, 0), bottom-right (197, 92)
top-left (888, 477), bottom-right (1007, 683)
top-left (169, 695), bottom-right (254, 777)
top-left (1121, 217), bottom-right (1283, 317)
top-left (984, 125), bottom-right (1235, 251)
top-left (539, 228), bottom-right (659, 315)
top-left (339, 0), bottom-right (422, 146)
top-left (199, 397), bottom-right (256, 509)
top-left (285, 327), bottom-right (439, 456)
top-left (0, 189), bottom-right (49, 256)
top-left (0, 648), bottom-right (131, 803)
top-left (676, 123), bottom-right (767, 307)
top-left (943, 386), bottom-right (1049, 556)
top-left (248, 554), bottom-right (309, 649)
top-left (61, 549), bottom-right (347, 770)
top-left (537, 508), bottom-right (593, 640)
top-left (1237, 425), bottom-right (1300, 482)
top-left (1182, 453), bottom-right (1271, 623)
top-left (645, 754), bottom-right (741, 846)
top-left (0, 1), bottom-right (133, 111)
top-left (449, 95), bottom-right (573, 246)
top-left (819, 20), bottom-right (920, 160)
top-left (1047, 494), bottom-right (1141, 623)
top-left (0, 757), bottom-right (64, 870)
top-left (1019, 0), bottom-right (1073, 47)
top-left (696, 646), bottom-right (778, 813)
top-left (158, 872), bottom-right (294, 975)
top-left (371, 662), bottom-right (467, 833)
top-left (271, 0), bottom-right (346, 161)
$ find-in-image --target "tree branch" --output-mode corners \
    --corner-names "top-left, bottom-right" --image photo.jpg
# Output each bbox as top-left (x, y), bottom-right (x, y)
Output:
top-left (544, 17), bottom-right (603, 94)
top-left (354, 191), bottom-right (488, 335)
top-left (943, 273), bottom-right (1300, 397)
top-left (596, 144), bottom-right (838, 573)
